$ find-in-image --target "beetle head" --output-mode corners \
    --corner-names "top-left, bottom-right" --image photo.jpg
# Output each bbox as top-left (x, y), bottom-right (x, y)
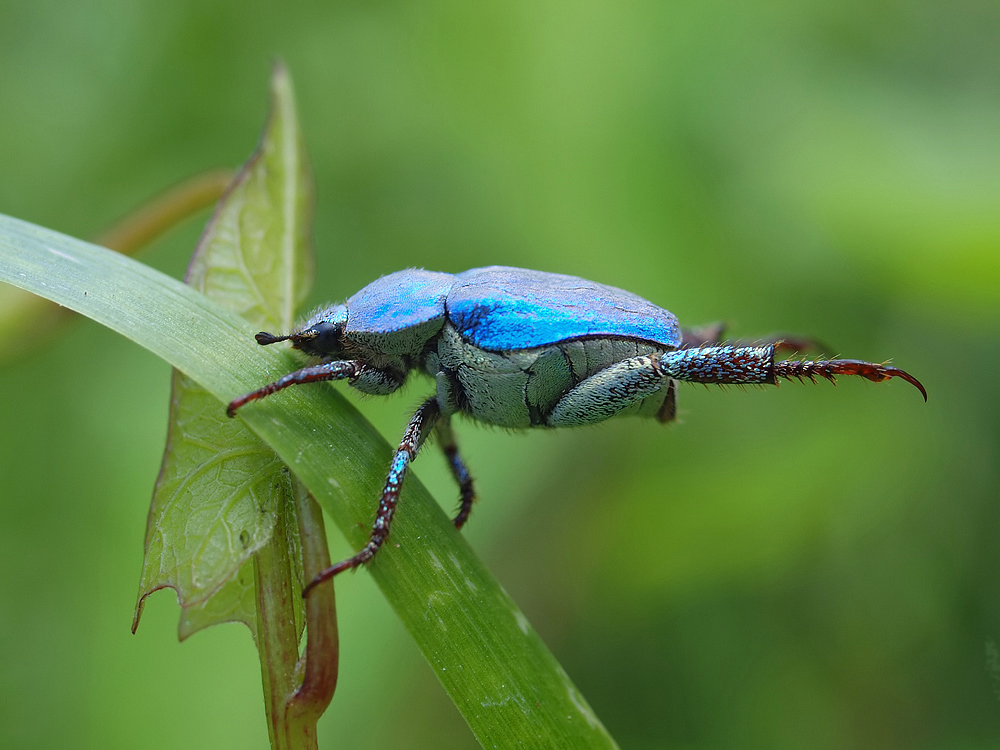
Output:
top-left (256, 304), bottom-right (349, 358)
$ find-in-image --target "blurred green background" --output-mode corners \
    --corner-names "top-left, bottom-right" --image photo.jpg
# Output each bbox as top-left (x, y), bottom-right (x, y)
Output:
top-left (1, 1), bottom-right (998, 748)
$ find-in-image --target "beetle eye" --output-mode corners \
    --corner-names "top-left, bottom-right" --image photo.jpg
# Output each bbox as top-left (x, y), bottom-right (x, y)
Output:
top-left (293, 319), bottom-right (343, 356)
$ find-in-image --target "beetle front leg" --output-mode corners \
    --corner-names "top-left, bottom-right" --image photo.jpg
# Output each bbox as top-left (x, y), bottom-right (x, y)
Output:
top-left (303, 396), bottom-right (442, 596)
top-left (435, 418), bottom-right (477, 529)
top-left (227, 360), bottom-right (404, 416)
top-left (226, 360), bottom-right (365, 416)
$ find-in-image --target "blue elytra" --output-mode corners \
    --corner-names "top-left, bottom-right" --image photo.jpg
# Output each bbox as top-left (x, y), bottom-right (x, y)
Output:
top-left (448, 266), bottom-right (682, 352)
top-left (227, 266), bottom-right (925, 594)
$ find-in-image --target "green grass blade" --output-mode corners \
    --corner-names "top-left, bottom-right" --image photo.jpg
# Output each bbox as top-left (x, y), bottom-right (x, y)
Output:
top-left (0, 214), bottom-right (618, 749)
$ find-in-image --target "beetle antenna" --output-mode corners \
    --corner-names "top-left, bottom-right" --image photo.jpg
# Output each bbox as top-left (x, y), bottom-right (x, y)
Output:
top-left (255, 331), bottom-right (290, 346)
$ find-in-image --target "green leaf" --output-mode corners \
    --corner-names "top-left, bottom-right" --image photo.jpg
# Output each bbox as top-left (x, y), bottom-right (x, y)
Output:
top-left (136, 369), bottom-right (291, 639)
top-left (0, 219), bottom-right (617, 748)
top-left (178, 552), bottom-right (258, 639)
top-left (185, 76), bottom-right (313, 328)
top-left (134, 63), bottom-right (314, 641)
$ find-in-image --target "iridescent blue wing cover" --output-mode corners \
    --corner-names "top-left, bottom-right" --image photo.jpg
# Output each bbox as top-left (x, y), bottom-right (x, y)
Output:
top-left (448, 266), bottom-right (681, 351)
top-left (345, 269), bottom-right (456, 334)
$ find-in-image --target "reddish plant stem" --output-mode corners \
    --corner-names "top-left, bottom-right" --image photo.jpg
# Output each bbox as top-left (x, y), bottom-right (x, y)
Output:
top-left (96, 170), bottom-right (235, 254)
top-left (253, 493), bottom-right (303, 750)
top-left (254, 480), bottom-right (339, 750)
top-left (285, 488), bottom-right (339, 740)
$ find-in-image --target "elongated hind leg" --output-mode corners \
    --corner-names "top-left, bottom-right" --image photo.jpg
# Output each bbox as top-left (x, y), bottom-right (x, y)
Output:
top-left (303, 396), bottom-right (442, 596)
top-left (547, 355), bottom-right (672, 427)
top-left (548, 344), bottom-right (925, 429)
top-left (680, 323), bottom-right (727, 349)
top-left (681, 323), bottom-right (823, 356)
top-left (660, 345), bottom-right (927, 400)
top-left (435, 418), bottom-right (477, 529)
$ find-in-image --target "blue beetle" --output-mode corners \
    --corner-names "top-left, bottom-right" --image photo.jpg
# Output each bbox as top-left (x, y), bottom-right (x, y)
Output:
top-left (227, 266), bottom-right (925, 594)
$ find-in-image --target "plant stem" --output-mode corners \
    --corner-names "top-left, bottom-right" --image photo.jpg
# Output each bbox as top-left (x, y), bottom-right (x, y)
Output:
top-left (95, 169), bottom-right (234, 254)
top-left (254, 481), bottom-right (339, 750)
top-left (285, 487), bottom-right (339, 745)
top-left (254, 491), bottom-right (306, 750)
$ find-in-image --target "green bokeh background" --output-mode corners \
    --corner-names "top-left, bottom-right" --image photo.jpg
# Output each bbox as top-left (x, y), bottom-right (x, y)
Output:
top-left (1, 2), bottom-right (998, 748)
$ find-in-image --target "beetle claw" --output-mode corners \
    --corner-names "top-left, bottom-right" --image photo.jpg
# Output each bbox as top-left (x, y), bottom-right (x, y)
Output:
top-left (881, 365), bottom-right (928, 402)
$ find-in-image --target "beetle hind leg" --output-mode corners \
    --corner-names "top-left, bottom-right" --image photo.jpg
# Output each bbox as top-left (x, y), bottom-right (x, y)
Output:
top-left (660, 345), bottom-right (926, 400)
top-left (547, 355), bottom-right (671, 427)
top-left (773, 357), bottom-right (926, 399)
top-left (681, 323), bottom-right (824, 356)
top-left (680, 323), bottom-right (727, 349)
top-left (435, 418), bottom-right (477, 529)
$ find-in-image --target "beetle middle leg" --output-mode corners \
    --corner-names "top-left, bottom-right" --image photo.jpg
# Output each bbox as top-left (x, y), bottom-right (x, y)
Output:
top-left (303, 396), bottom-right (442, 596)
top-left (434, 417), bottom-right (477, 529)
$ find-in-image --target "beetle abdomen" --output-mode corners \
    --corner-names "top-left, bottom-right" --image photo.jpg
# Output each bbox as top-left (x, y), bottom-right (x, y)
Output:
top-left (431, 324), bottom-right (672, 427)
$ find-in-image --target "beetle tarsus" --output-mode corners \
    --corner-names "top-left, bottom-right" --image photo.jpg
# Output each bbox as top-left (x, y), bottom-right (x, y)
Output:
top-left (773, 358), bottom-right (927, 401)
top-left (302, 554), bottom-right (366, 598)
top-left (435, 418), bottom-right (477, 530)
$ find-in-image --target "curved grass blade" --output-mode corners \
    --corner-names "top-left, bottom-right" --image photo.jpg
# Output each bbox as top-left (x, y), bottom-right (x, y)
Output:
top-left (0, 215), bottom-right (618, 749)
